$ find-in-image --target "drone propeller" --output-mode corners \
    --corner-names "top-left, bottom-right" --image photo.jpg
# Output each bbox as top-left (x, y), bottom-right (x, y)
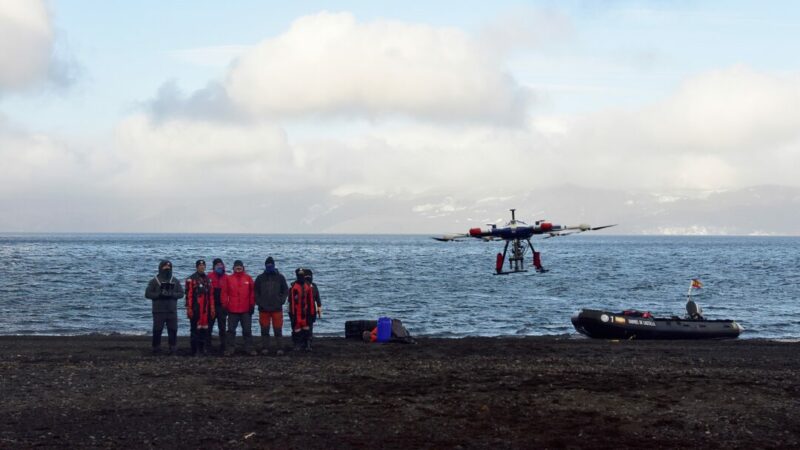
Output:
top-left (432, 233), bottom-right (469, 242)
top-left (544, 224), bottom-right (617, 239)
top-left (588, 224), bottom-right (617, 231)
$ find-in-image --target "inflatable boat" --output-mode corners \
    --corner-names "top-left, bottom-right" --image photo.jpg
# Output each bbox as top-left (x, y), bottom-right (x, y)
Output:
top-left (571, 309), bottom-right (742, 340)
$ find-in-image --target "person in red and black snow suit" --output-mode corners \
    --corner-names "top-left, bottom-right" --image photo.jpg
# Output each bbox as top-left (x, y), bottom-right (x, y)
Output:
top-left (224, 260), bottom-right (255, 356)
top-left (207, 258), bottom-right (230, 353)
top-left (144, 260), bottom-right (184, 354)
top-left (254, 256), bottom-right (288, 355)
top-left (185, 259), bottom-right (216, 356)
top-left (288, 268), bottom-right (317, 351)
top-left (304, 268), bottom-right (323, 348)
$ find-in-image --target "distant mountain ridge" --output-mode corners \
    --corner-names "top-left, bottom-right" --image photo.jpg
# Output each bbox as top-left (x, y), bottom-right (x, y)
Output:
top-left (309, 184), bottom-right (800, 236)
top-left (1, 185), bottom-right (797, 235)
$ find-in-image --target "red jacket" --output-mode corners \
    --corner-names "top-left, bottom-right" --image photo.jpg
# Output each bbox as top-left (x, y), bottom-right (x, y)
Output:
top-left (207, 271), bottom-right (230, 307)
top-left (288, 281), bottom-right (316, 330)
top-left (224, 271), bottom-right (254, 314)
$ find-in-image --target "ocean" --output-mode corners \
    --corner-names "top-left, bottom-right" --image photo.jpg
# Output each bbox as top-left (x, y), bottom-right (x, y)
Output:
top-left (1, 234), bottom-right (798, 338)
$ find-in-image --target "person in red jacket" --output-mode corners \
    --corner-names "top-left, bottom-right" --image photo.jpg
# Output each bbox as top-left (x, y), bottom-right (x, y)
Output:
top-left (207, 258), bottom-right (230, 353)
top-left (185, 259), bottom-right (215, 356)
top-left (288, 268), bottom-right (316, 351)
top-left (223, 260), bottom-right (256, 356)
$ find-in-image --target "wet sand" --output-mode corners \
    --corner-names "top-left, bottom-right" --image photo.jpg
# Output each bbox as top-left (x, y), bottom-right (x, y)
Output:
top-left (1, 335), bottom-right (798, 449)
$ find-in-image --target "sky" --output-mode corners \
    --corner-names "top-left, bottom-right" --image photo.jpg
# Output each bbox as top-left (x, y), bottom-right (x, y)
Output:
top-left (1, 0), bottom-right (799, 234)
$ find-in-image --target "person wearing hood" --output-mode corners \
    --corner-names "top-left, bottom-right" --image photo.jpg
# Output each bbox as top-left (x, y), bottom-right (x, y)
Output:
top-left (144, 260), bottom-right (184, 354)
top-left (185, 259), bottom-right (216, 356)
top-left (223, 260), bottom-right (256, 356)
top-left (207, 258), bottom-right (230, 353)
top-left (288, 268), bottom-right (317, 351)
top-left (254, 256), bottom-right (289, 355)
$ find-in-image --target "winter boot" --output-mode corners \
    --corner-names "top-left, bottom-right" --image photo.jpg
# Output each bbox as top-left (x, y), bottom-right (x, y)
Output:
top-left (260, 333), bottom-right (271, 355)
top-left (275, 334), bottom-right (285, 356)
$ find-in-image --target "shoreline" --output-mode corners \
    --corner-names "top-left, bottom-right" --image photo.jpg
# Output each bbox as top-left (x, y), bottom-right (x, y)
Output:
top-left (2, 335), bottom-right (799, 448)
top-left (1, 332), bottom-right (796, 341)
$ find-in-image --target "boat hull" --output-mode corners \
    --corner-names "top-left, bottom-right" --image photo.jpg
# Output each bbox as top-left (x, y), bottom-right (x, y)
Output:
top-left (571, 309), bottom-right (742, 340)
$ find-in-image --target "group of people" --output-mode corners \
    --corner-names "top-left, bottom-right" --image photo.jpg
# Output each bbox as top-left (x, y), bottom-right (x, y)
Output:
top-left (144, 257), bottom-right (321, 356)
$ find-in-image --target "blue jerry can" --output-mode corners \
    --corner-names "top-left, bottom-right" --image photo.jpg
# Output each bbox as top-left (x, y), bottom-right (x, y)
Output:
top-left (377, 317), bottom-right (392, 342)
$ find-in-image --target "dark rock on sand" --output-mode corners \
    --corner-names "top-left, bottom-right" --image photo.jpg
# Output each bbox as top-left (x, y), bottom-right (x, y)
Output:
top-left (1, 335), bottom-right (798, 448)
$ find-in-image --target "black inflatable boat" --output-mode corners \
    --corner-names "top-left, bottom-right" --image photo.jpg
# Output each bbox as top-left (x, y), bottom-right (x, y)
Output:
top-left (571, 309), bottom-right (742, 340)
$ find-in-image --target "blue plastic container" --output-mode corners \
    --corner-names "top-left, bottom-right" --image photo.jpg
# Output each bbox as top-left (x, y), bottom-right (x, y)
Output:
top-left (376, 317), bottom-right (392, 343)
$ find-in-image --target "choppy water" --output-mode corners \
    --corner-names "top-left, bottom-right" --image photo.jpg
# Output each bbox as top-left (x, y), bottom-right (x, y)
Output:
top-left (1, 234), bottom-right (798, 338)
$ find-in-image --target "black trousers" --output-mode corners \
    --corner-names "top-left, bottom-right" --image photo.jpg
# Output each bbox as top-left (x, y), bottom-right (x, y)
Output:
top-left (209, 302), bottom-right (227, 350)
top-left (152, 312), bottom-right (177, 348)
top-left (226, 313), bottom-right (253, 351)
top-left (189, 319), bottom-right (211, 354)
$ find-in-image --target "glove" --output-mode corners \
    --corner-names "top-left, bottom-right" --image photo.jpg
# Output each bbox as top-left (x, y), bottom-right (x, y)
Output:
top-left (249, 307), bottom-right (255, 316)
top-left (186, 307), bottom-right (193, 320)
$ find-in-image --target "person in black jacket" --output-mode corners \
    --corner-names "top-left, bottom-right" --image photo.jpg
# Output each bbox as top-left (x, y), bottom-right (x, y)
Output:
top-left (254, 256), bottom-right (288, 355)
top-left (144, 260), bottom-right (184, 354)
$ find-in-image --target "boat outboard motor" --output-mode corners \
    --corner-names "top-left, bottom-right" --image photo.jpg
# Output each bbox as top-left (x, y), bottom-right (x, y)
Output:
top-left (686, 299), bottom-right (704, 320)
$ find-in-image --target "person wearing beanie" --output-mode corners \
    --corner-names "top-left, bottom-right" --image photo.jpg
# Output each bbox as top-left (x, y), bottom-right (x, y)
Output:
top-left (185, 259), bottom-right (215, 356)
top-left (288, 268), bottom-right (317, 351)
top-left (207, 258), bottom-right (230, 353)
top-left (144, 260), bottom-right (184, 354)
top-left (254, 256), bottom-right (288, 355)
top-left (223, 260), bottom-right (256, 356)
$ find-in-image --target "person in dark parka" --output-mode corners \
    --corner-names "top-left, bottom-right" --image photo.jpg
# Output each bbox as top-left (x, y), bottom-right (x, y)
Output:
top-left (144, 260), bottom-right (184, 354)
top-left (254, 256), bottom-right (288, 355)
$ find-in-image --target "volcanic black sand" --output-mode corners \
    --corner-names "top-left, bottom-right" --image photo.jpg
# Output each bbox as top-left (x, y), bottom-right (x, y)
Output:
top-left (1, 335), bottom-right (798, 449)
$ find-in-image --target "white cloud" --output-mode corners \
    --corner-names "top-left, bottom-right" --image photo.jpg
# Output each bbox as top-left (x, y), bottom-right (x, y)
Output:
top-left (3, 2), bottom-right (800, 235)
top-left (646, 65), bottom-right (800, 152)
top-left (0, 0), bottom-right (53, 90)
top-left (109, 114), bottom-right (293, 196)
top-left (0, 116), bottom-right (96, 206)
top-left (538, 65), bottom-right (800, 190)
top-left (224, 11), bottom-right (528, 123)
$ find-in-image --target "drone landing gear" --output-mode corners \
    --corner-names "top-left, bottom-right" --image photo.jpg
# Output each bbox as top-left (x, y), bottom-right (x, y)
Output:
top-left (494, 239), bottom-right (547, 275)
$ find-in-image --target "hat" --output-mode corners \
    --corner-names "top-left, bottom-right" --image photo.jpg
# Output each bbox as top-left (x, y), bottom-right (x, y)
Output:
top-left (196, 259), bottom-right (206, 267)
top-left (233, 260), bottom-right (244, 268)
top-left (212, 258), bottom-right (223, 267)
top-left (265, 256), bottom-right (275, 265)
top-left (158, 260), bottom-right (172, 270)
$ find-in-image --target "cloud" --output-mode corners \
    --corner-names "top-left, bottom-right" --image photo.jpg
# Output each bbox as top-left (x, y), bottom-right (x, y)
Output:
top-left (10, 63), bottom-right (798, 232)
top-left (4, 1), bottom-right (800, 235)
top-left (537, 65), bottom-right (800, 190)
top-left (478, 7), bottom-right (573, 57)
top-left (223, 12), bottom-right (529, 123)
top-left (147, 80), bottom-right (247, 123)
top-left (108, 114), bottom-right (293, 196)
top-left (0, 0), bottom-right (53, 91)
top-left (0, 115), bottom-right (86, 197)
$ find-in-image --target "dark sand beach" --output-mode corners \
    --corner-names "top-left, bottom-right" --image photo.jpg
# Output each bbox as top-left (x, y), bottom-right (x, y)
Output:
top-left (1, 335), bottom-right (798, 449)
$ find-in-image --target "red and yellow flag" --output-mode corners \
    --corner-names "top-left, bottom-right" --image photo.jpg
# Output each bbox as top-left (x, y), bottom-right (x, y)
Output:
top-left (691, 279), bottom-right (703, 289)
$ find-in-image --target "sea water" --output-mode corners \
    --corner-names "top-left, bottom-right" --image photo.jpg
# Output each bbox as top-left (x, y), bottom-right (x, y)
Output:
top-left (0, 234), bottom-right (798, 338)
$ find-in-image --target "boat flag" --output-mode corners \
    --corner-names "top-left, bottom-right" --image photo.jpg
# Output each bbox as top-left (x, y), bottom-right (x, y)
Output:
top-left (691, 279), bottom-right (703, 289)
